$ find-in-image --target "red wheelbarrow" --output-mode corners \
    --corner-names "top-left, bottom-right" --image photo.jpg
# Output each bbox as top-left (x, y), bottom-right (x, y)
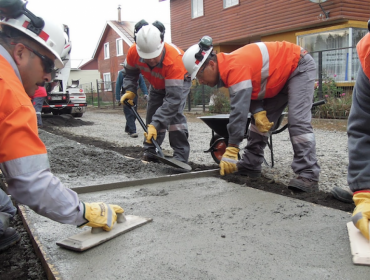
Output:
top-left (198, 100), bottom-right (325, 168)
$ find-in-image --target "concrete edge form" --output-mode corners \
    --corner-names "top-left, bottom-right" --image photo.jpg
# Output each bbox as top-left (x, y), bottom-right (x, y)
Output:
top-left (18, 205), bottom-right (60, 280)
top-left (71, 169), bottom-right (219, 194)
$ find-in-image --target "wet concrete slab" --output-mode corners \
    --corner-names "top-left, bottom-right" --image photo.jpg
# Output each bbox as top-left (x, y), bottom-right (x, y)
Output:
top-left (21, 176), bottom-right (368, 280)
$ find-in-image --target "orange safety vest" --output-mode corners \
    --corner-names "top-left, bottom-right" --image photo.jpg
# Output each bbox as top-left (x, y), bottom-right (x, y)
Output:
top-left (217, 41), bottom-right (301, 100)
top-left (357, 32), bottom-right (370, 79)
top-left (0, 55), bottom-right (46, 163)
top-left (126, 42), bottom-right (188, 90)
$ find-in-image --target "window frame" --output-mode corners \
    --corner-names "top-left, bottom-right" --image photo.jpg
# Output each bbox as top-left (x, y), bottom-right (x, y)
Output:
top-left (223, 0), bottom-right (239, 9)
top-left (104, 42), bottom-right (110, 59)
top-left (103, 72), bottom-right (112, 91)
top-left (191, 0), bottom-right (204, 19)
top-left (116, 38), bottom-right (123, 56)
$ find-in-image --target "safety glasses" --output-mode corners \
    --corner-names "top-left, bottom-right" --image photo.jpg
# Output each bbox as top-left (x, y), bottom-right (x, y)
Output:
top-left (10, 42), bottom-right (55, 73)
top-left (196, 62), bottom-right (208, 80)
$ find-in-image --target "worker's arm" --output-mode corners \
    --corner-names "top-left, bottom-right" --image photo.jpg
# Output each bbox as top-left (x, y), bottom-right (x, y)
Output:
top-left (138, 74), bottom-right (148, 96)
top-left (1, 106), bottom-right (122, 229)
top-left (5, 166), bottom-right (86, 225)
top-left (150, 64), bottom-right (190, 129)
top-left (122, 46), bottom-right (141, 94)
top-left (226, 77), bottom-right (253, 146)
top-left (115, 70), bottom-right (124, 101)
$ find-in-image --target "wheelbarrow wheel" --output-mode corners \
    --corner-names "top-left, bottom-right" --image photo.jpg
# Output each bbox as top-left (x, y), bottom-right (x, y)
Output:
top-left (209, 134), bottom-right (241, 164)
top-left (210, 134), bottom-right (227, 164)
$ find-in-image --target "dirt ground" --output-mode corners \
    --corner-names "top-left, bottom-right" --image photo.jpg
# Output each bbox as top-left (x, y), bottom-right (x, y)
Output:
top-left (0, 111), bottom-right (353, 280)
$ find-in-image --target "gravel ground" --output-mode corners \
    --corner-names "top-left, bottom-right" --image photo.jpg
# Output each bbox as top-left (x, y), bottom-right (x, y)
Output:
top-left (44, 107), bottom-right (349, 193)
top-left (1, 107), bottom-right (351, 279)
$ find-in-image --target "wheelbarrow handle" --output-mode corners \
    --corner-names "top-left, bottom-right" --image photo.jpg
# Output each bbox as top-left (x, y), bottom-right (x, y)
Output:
top-left (312, 99), bottom-right (326, 108)
top-left (123, 100), bottom-right (164, 157)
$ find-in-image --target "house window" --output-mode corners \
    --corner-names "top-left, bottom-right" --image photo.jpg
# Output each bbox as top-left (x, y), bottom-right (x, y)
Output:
top-left (104, 42), bottom-right (110, 59)
top-left (298, 27), bottom-right (367, 82)
top-left (103, 73), bottom-right (112, 91)
top-left (223, 0), bottom-right (239, 8)
top-left (192, 0), bottom-right (203, 18)
top-left (116, 39), bottom-right (123, 56)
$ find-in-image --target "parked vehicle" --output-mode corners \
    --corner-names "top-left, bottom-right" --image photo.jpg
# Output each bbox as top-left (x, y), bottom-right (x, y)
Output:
top-left (42, 24), bottom-right (87, 117)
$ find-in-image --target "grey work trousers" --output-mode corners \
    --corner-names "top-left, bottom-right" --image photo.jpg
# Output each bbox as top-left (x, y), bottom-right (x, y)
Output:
top-left (238, 54), bottom-right (321, 181)
top-left (143, 86), bottom-right (190, 163)
top-left (0, 188), bottom-right (17, 236)
top-left (347, 66), bottom-right (370, 192)
top-left (32, 97), bottom-right (45, 126)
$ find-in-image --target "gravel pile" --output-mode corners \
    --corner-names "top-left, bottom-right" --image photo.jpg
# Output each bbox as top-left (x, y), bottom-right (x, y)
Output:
top-left (50, 109), bottom-right (349, 193)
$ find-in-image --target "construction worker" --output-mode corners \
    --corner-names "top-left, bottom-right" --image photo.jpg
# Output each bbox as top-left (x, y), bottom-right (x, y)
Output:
top-left (183, 37), bottom-right (321, 193)
top-left (0, 2), bottom-right (123, 252)
top-left (115, 66), bottom-right (148, 138)
top-left (341, 24), bottom-right (370, 240)
top-left (31, 85), bottom-right (47, 128)
top-left (120, 19), bottom-right (191, 163)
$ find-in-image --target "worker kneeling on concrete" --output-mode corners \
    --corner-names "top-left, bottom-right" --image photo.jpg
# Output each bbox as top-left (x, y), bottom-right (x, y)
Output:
top-left (0, 1), bottom-right (123, 252)
top-left (183, 37), bottom-right (321, 193)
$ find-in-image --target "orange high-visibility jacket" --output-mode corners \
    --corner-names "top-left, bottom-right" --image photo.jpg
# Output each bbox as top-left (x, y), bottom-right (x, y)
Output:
top-left (217, 41), bottom-right (301, 100)
top-left (357, 32), bottom-right (370, 79)
top-left (125, 42), bottom-right (188, 91)
top-left (0, 51), bottom-right (83, 225)
top-left (216, 41), bottom-right (302, 145)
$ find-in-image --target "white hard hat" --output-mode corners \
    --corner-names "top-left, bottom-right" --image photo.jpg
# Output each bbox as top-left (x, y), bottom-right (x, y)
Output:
top-left (1, 14), bottom-right (66, 69)
top-left (182, 43), bottom-right (213, 80)
top-left (135, 24), bottom-right (164, 59)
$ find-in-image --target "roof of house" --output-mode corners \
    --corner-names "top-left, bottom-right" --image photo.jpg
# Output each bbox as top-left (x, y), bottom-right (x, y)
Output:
top-left (91, 20), bottom-right (136, 59)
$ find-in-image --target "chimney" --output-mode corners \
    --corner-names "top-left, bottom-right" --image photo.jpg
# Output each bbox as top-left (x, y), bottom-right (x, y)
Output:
top-left (118, 5), bottom-right (121, 23)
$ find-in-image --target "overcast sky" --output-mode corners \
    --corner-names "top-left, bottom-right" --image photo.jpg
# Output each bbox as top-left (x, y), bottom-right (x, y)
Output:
top-left (26, 0), bottom-right (171, 66)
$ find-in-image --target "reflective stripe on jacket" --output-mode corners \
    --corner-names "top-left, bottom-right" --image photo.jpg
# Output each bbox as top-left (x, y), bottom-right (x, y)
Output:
top-left (0, 52), bottom-right (84, 225)
top-left (357, 32), bottom-right (370, 79)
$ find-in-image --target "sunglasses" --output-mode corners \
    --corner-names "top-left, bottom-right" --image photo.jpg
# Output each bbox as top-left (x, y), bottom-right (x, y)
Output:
top-left (10, 42), bottom-right (55, 73)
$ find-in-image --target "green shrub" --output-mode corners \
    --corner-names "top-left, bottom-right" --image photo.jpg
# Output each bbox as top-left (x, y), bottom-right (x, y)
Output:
top-left (313, 72), bottom-right (352, 119)
top-left (209, 92), bottom-right (230, 113)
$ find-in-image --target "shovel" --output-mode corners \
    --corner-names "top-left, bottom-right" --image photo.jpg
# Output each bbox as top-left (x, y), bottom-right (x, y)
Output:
top-left (124, 100), bottom-right (192, 171)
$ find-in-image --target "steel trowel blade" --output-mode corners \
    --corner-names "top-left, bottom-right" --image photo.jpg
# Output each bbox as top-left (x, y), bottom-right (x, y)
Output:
top-left (148, 152), bottom-right (192, 171)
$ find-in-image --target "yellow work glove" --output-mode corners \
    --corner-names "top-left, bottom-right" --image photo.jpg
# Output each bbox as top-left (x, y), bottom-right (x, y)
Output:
top-left (219, 146), bottom-right (239, 176)
top-left (120, 90), bottom-right (136, 106)
top-left (352, 191), bottom-right (370, 240)
top-left (254, 111), bottom-right (274, 133)
top-left (144, 124), bottom-right (157, 144)
top-left (79, 202), bottom-right (124, 232)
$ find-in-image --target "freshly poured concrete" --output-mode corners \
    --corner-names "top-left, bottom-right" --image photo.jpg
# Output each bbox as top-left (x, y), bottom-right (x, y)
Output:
top-left (22, 176), bottom-right (368, 279)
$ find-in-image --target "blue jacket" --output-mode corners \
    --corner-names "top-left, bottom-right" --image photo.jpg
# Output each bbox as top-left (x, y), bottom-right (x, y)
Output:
top-left (115, 70), bottom-right (147, 101)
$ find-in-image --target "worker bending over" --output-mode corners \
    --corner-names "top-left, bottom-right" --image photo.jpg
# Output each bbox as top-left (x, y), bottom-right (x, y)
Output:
top-left (120, 19), bottom-right (191, 164)
top-left (346, 23), bottom-right (370, 240)
top-left (0, 2), bottom-right (123, 252)
top-left (183, 37), bottom-right (320, 193)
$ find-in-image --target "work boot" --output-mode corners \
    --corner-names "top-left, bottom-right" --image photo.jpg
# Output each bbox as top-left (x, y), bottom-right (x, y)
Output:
top-left (0, 227), bottom-right (21, 252)
top-left (288, 176), bottom-right (319, 193)
top-left (128, 132), bottom-right (138, 138)
top-left (235, 167), bottom-right (261, 178)
top-left (331, 187), bottom-right (353, 204)
top-left (142, 151), bottom-right (159, 163)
